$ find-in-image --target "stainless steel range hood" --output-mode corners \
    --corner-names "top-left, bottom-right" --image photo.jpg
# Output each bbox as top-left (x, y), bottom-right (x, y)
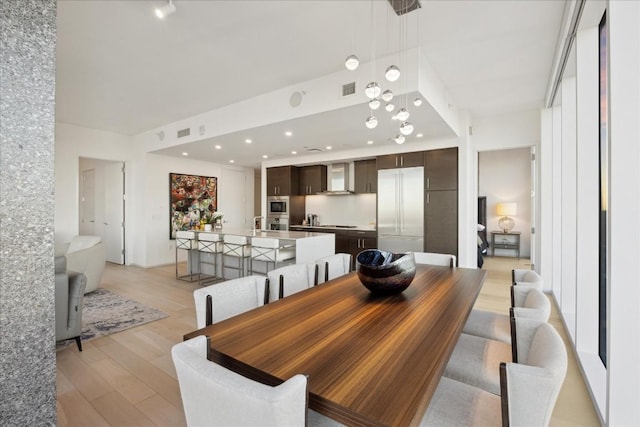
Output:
top-left (318, 163), bottom-right (353, 195)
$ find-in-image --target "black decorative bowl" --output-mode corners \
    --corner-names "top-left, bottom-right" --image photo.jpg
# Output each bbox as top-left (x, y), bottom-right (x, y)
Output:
top-left (356, 250), bottom-right (416, 295)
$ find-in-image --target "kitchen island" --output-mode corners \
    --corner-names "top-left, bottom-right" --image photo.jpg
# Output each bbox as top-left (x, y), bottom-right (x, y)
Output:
top-left (180, 228), bottom-right (335, 279)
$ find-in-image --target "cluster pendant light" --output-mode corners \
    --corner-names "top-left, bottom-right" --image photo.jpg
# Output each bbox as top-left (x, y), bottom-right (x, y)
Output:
top-left (350, 0), bottom-right (421, 143)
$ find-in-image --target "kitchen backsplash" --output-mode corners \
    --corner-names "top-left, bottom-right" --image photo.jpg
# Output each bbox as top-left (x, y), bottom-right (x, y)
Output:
top-left (304, 194), bottom-right (376, 227)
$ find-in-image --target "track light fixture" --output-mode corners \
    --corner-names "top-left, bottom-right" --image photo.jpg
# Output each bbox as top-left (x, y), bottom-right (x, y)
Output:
top-left (155, 0), bottom-right (176, 19)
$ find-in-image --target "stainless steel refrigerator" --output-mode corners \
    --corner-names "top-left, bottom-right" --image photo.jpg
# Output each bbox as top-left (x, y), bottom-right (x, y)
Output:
top-left (377, 166), bottom-right (424, 252)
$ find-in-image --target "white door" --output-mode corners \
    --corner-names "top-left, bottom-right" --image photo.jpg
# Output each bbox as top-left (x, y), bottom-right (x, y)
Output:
top-left (104, 162), bottom-right (125, 264)
top-left (219, 169), bottom-right (246, 228)
top-left (80, 169), bottom-right (96, 235)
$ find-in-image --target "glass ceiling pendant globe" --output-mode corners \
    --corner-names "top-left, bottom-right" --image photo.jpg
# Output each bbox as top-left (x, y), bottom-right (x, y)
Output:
top-left (384, 65), bottom-right (400, 82)
top-left (369, 98), bottom-right (381, 110)
top-left (385, 102), bottom-right (395, 112)
top-left (393, 134), bottom-right (406, 144)
top-left (382, 90), bottom-right (394, 102)
top-left (413, 97), bottom-right (423, 107)
top-left (345, 54), bottom-right (360, 71)
top-left (365, 82), bottom-right (381, 99)
top-left (365, 116), bottom-right (378, 129)
top-left (399, 121), bottom-right (414, 136)
top-left (397, 108), bottom-right (410, 121)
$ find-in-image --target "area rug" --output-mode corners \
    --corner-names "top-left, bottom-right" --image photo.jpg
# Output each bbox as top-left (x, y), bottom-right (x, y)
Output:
top-left (57, 288), bottom-right (168, 349)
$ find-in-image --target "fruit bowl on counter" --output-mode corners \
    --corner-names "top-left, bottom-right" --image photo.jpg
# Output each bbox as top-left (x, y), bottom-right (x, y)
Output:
top-left (356, 250), bottom-right (416, 295)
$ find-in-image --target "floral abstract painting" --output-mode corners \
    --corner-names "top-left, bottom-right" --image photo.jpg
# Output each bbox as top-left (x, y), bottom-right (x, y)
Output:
top-left (169, 173), bottom-right (217, 238)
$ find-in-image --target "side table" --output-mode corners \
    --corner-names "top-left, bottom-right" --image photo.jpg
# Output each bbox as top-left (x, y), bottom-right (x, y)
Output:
top-left (491, 231), bottom-right (521, 259)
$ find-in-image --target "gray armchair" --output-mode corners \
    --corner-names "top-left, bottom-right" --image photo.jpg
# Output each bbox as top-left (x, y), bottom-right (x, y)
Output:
top-left (55, 256), bottom-right (87, 351)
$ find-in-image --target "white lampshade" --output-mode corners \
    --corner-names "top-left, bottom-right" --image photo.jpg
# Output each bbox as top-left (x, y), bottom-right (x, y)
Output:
top-left (413, 97), bottom-right (423, 107)
top-left (393, 134), bottom-right (405, 144)
top-left (345, 54), bottom-right (360, 71)
top-left (385, 102), bottom-right (395, 112)
top-left (368, 98), bottom-right (381, 110)
top-left (496, 202), bottom-right (517, 216)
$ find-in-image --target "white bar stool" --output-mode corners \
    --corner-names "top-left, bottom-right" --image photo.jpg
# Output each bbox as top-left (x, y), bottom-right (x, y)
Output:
top-left (222, 234), bottom-right (251, 279)
top-left (198, 232), bottom-right (223, 286)
top-left (175, 230), bottom-right (198, 282)
top-left (248, 237), bottom-right (295, 276)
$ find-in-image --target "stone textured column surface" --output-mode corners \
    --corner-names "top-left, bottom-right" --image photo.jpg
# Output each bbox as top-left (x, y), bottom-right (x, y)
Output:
top-left (0, 0), bottom-right (57, 425)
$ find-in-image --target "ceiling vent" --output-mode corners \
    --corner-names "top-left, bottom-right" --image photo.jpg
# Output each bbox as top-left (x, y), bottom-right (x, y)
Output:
top-left (177, 128), bottom-right (190, 138)
top-left (342, 82), bottom-right (356, 97)
top-left (387, 0), bottom-right (421, 16)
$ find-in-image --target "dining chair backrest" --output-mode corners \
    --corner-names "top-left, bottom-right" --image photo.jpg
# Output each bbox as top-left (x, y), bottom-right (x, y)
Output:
top-left (512, 268), bottom-right (543, 290)
top-left (502, 320), bottom-right (567, 426)
top-left (193, 275), bottom-right (268, 328)
top-left (315, 253), bottom-right (352, 283)
top-left (267, 263), bottom-right (318, 302)
top-left (510, 286), bottom-right (551, 322)
top-left (412, 252), bottom-right (456, 267)
top-left (172, 335), bottom-right (308, 427)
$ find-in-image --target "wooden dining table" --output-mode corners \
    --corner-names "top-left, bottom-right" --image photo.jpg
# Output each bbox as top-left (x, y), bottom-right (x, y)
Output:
top-left (184, 264), bottom-right (487, 427)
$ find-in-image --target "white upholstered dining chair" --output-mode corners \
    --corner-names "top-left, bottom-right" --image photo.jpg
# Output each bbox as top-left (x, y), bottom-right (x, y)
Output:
top-left (193, 275), bottom-right (268, 328)
top-left (443, 318), bottom-right (562, 397)
top-left (267, 263), bottom-right (318, 302)
top-left (421, 321), bottom-right (567, 426)
top-left (172, 335), bottom-right (343, 427)
top-left (412, 252), bottom-right (456, 267)
top-left (315, 253), bottom-right (352, 284)
top-left (462, 286), bottom-right (550, 343)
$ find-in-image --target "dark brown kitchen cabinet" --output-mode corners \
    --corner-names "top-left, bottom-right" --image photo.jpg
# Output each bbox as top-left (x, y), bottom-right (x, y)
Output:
top-left (425, 148), bottom-right (458, 191)
top-left (425, 190), bottom-right (458, 257)
top-left (335, 231), bottom-right (351, 255)
top-left (377, 151), bottom-right (424, 170)
top-left (354, 159), bottom-right (377, 193)
top-left (348, 230), bottom-right (377, 268)
top-left (299, 165), bottom-right (327, 195)
top-left (267, 166), bottom-right (299, 196)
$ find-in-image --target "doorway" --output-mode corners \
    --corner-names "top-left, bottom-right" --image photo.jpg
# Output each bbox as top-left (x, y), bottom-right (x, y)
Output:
top-left (477, 147), bottom-right (534, 269)
top-left (79, 158), bottom-right (125, 264)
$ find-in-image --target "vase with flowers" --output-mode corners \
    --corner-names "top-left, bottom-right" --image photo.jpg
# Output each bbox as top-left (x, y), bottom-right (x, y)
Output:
top-left (213, 212), bottom-right (224, 229)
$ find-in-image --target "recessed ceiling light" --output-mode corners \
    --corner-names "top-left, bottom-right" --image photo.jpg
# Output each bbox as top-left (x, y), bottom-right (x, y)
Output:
top-left (285, 131), bottom-right (293, 137)
top-left (291, 151), bottom-right (297, 155)
top-left (416, 133), bottom-right (424, 138)
top-left (215, 145), bottom-right (221, 150)
top-left (245, 139), bottom-right (252, 144)
top-left (367, 140), bottom-right (374, 145)
top-left (182, 152), bottom-right (188, 156)
top-left (155, 0), bottom-right (176, 19)
top-left (262, 155), bottom-right (268, 159)
top-left (326, 146), bottom-right (332, 150)
top-left (229, 160), bottom-right (235, 163)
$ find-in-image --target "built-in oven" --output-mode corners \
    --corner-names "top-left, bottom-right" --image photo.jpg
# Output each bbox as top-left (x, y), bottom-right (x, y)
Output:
top-left (266, 216), bottom-right (289, 231)
top-left (267, 196), bottom-right (289, 217)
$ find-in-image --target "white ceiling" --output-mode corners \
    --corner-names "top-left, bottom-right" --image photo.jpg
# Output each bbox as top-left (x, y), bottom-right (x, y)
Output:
top-left (56, 0), bottom-right (566, 168)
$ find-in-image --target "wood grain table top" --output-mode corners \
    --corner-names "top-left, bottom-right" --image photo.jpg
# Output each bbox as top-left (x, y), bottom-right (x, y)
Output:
top-left (184, 264), bottom-right (487, 426)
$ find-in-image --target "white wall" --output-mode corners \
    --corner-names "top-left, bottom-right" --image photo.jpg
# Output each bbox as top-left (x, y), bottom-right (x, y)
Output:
top-left (55, 123), bottom-right (134, 244)
top-left (478, 148), bottom-right (531, 258)
top-left (55, 122), bottom-right (254, 268)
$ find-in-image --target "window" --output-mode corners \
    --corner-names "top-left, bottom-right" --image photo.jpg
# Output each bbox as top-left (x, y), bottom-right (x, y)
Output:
top-left (598, 11), bottom-right (608, 366)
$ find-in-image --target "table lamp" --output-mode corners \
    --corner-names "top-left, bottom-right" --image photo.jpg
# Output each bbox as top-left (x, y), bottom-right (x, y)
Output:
top-left (496, 202), bottom-right (517, 233)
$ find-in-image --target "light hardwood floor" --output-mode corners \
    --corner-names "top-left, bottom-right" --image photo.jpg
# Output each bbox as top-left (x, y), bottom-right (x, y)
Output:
top-left (57, 257), bottom-right (600, 426)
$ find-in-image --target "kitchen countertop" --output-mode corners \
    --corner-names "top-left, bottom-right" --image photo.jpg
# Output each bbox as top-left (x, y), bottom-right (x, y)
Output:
top-left (195, 228), bottom-right (335, 240)
top-left (289, 224), bottom-right (377, 232)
